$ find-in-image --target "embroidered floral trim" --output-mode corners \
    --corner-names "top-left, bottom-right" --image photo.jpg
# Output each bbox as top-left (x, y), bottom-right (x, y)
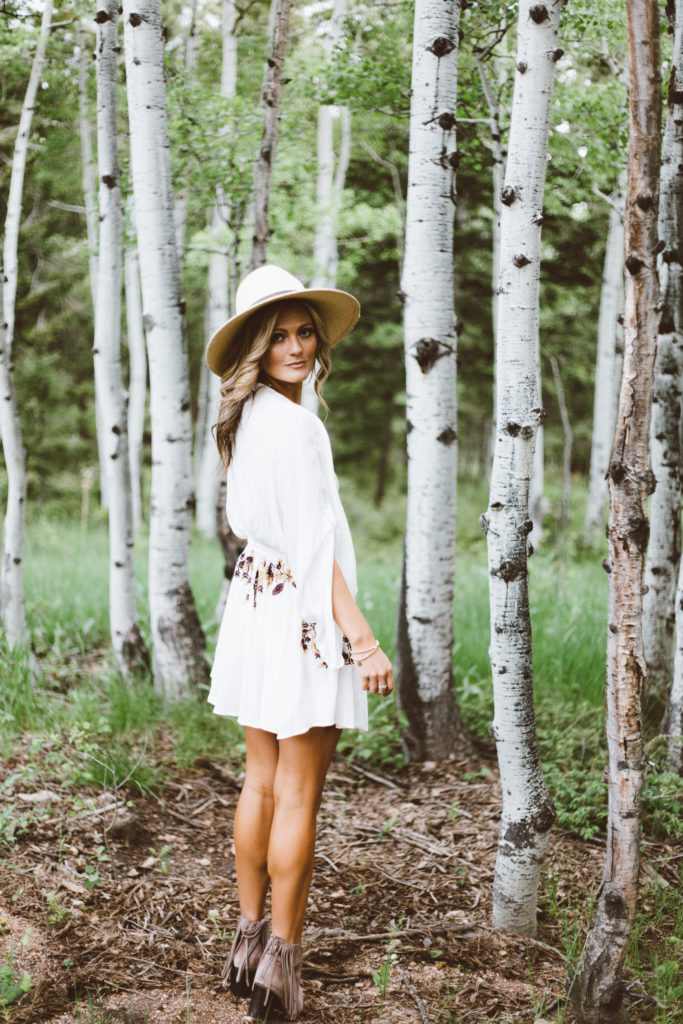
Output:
top-left (235, 551), bottom-right (296, 608)
top-left (301, 620), bottom-right (328, 669)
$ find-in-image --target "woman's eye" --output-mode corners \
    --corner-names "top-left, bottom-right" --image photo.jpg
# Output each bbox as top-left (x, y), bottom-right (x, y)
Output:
top-left (270, 333), bottom-right (285, 344)
top-left (300, 327), bottom-right (314, 337)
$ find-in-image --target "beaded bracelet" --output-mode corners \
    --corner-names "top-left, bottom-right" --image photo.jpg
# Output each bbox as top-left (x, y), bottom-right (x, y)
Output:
top-left (352, 640), bottom-right (380, 665)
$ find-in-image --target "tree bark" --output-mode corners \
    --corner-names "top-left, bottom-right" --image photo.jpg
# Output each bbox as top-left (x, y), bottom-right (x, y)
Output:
top-left (94, 0), bottom-right (149, 674)
top-left (573, 1), bottom-right (661, 1018)
top-left (395, 0), bottom-right (469, 762)
top-left (123, 0), bottom-right (208, 698)
top-left (481, 0), bottom-right (561, 936)
top-left (124, 236), bottom-right (147, 534)
top-left (249, 0), bottom-right (291, 271)
top-left (584, 187), bottom-right (626, 543)
top-left (1, 0), bottom-right (53, 649)
top-left (78, 19), bottom-right (110, 510)
top-left (642, 0), bottom-right (683, 716)
top-left (173, 0), bottom-right (200, 260)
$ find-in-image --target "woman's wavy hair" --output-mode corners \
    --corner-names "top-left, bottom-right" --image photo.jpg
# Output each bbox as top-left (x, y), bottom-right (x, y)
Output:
top-left (212, 300), bottom-right (332, 470)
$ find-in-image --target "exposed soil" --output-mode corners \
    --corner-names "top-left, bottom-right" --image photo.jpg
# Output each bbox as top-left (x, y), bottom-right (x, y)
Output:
top-left (1, 744), bottom-right (678, 1024)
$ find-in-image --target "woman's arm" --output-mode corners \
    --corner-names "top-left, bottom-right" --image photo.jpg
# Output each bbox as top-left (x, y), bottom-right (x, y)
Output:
top-left (332, 560), bottom-right (394, 696)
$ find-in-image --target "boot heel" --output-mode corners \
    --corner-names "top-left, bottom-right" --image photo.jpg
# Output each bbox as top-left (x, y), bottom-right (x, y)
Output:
top-left (248, 983), bottom-right (282, 1020)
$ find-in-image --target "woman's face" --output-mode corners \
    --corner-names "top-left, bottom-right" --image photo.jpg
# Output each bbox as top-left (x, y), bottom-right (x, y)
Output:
top-left (260, 301), bottom-right (318, 388)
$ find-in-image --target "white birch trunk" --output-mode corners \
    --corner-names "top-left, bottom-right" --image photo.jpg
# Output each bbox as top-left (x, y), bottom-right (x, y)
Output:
top-left (481, 0), bottom-right (561, 935)
top-left (0, 269), bottom-right (29, 649)
top-left (2, 0), bottom-right (52, 357)
top-left (249, 0), bottom-right (291, 271)
top-left (124, 238), bottom-right (147, 534)
top-left (530, 415), bottom-right (544, 544)
top-left (123, 0), bottom-right (207, 698)
top-left (0, 0), bottom-right (53, 649)
top-left (78, 19), bottom-right (110, 510)
top-left (173, 0), bottom-right (200, 260)
top-left (667, 556), bottom-right (683, 772)
top-left (395, 0), bottom-right (468, 761)
top-left (94, 0), bottom-right (148, 673)
top-left (584, 189), bottom-right (626, 542)
top-left (642, 5), bottom-right (683, 709)
top-left (195, 0), bottom-right (237, 537)
top-left (575, 1), bottom-right (661, 1016)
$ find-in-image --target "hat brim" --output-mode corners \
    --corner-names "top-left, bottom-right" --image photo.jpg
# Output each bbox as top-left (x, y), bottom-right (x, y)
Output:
top-left (206, 288), bottom-right (360, 376)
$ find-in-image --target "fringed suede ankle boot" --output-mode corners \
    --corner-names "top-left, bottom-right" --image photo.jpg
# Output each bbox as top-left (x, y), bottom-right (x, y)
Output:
top-left (247, 934), bottom-right (304, 1021)
top-left (221, 914), bottom-right (271, 999)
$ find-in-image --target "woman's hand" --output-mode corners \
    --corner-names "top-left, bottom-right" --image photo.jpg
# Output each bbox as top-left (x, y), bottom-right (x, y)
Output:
top-left (354, 644), bottom-right (395, 697)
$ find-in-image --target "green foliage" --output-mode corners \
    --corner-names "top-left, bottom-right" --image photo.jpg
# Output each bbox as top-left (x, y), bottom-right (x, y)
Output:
top-left (0, 951), bottom-right (31, 1009)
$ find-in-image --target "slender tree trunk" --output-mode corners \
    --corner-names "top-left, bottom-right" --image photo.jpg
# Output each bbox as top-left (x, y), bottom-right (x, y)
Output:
top-left (481, 0), bottom-right (561, 936)
top-left (173, 0), bottom-right (200, 260)
top-left (94, 1), bottom-right (148, 673)
top-left (642, 2), bottom-right (683, 715)
top-left (550, 355), bottom-right (572, 532)
top-left (584, 188), bottom-right (626, 543)
top-left (124, 237), bottom-right (147, 534)
top-left (78, 19), bottom-right (110, 509)
top-left (1, 0), bottom-right (53, 649)
top-left (123, 0), bottom-right (207, 698)
top-left (195, 0), bottom-right (238, 538)
top-left (573, 2), bottom-right (661, 1018)
top-left (0, 267), bottom-right (28, 649)
top-left (667, 554), bottom-right (683, 772)
top-left (395, 0), bottom-right (468, 762)
top-left (249, 0), bottom-right (291, 271)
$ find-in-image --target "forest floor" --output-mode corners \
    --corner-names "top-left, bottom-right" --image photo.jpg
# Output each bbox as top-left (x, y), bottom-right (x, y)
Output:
top-left (1, 738), bottom-right (678, 1024)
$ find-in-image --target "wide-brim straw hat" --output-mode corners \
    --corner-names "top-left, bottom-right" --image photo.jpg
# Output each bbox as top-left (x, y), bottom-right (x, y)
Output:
top-left (206, 264), bottom-right (360, 376)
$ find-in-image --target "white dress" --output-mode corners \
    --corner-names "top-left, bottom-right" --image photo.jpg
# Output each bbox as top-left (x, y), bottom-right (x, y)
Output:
top-left (207, 384), bottom-right (369, 739)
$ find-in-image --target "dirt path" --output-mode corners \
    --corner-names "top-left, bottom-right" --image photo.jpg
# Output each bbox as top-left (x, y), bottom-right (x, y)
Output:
top-left (1, 750), bottom-right (672, 1023)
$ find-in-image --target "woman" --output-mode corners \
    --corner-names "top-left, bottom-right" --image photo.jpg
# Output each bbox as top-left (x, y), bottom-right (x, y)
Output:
top-left (205, 264), bottom-right (394, 1021)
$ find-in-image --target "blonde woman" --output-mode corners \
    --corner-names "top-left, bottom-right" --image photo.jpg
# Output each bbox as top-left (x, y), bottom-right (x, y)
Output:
top-left (205, 264), bottom-right (394, 1020)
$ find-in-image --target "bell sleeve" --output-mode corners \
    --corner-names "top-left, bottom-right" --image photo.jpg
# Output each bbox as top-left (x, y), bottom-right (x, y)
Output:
top-left (273, 412), bottom-right (343, 672)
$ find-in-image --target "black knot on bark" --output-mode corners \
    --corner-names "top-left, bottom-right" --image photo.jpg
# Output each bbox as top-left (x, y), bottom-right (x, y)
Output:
top-left (671, 89), bottom-right (683, 105)
top-left (662, 247), bottom-right (681, 264)
top-left (603, 886), bottom-right (629, 922)
top-left (635, 191), bottom-right (655, 211)
top-left (520, 425), bottom-right (534, 440)
top-left (436, 426), bottom-right (457, 446)
top-left (501, 185), bottom-right (517, 206)
top-left (492, 559), bottom-right (524, 583)
top-left (128, 11), bottom-right (142, 26)
top-left (479, 513), bottom-right (489, 535)
top-left (414, 337), bottom-right (445, 373)
top-left (406, 419), bottom-right (413, 434)
top-left (178, 298), bottom-right (187, 315)
top-left (447, 151), bottom-right (460, 170)
top-left (101, 174), bottom-right (117, 190)
top-left (455, 318), bottom-right (464, 335)
top-left (534, 407), bottom-right (547, 424)
top-left (626, 516), bottom-right (649, 552)
top-left (654, 239), bottom-right (665, 257)
top-left (529, 4), bottom-right (549, 23)
top-left (625, 253), bottom-right (645, 276)
top-left (602, 558), bottom-right (612, 574)
top-left (428, 36), bottom-right (455, 58)
top-left (521, 519), bottom-right (533, 536)
top-left (532, 209), bottom-right (544, 225)
top-left (181, 399), bottom-right (190, 413)
top-left (533, 798), bottom-right (556, 833)
top-left (609, 622), bottom-right (618, 634)
top-left (552, 48), bottom-right (564, 62)
top-left (112, 424), bottom-right (121, 436)
top-left (438, 112), bottom-right (457, 132)
top-left (517, 60), bottom-right (528, 74)
top-left (643, 467), bottom-right (657, 495)
top-left (505, 421), bottom-right (521, 436)
top-left (608, 459), bottom-right (626, 484)
top-left (95, 9), bottom-right (112, 23)
top-left (513, 253), bottom-right (531, 268)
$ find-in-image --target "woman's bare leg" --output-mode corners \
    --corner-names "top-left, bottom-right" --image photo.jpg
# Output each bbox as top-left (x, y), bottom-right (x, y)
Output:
top-left (233, 726), bottom-right (278, 920)
top-left (267, 725), bottom-right (341, 943)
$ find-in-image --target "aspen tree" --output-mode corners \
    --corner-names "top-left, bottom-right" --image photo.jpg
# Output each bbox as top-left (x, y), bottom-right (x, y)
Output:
top-left (1, 0), bottom-right (53, 648)
top-left (574, 0), bottom-right (661, 1017)
top-left (481, 0), bottom-right (561, 934)
top-left (249, 0), bottom-right (291, 271)
top-left (584, 186), bottom-right (625, 543)
top-left (642, 0), bottom-right (683, 712)
top-left (124, 235), bottom-right (147, 534)
top-left (196, 0), bottom-right (237, 539)
top-left (123, 0), bottom-right (207, 697)
top-left (395, 0), bottom-right (468, 761)
top-left (78, 19), bottom-right (109, 509)
top-left (93, 0), bottom-right (148, 672)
